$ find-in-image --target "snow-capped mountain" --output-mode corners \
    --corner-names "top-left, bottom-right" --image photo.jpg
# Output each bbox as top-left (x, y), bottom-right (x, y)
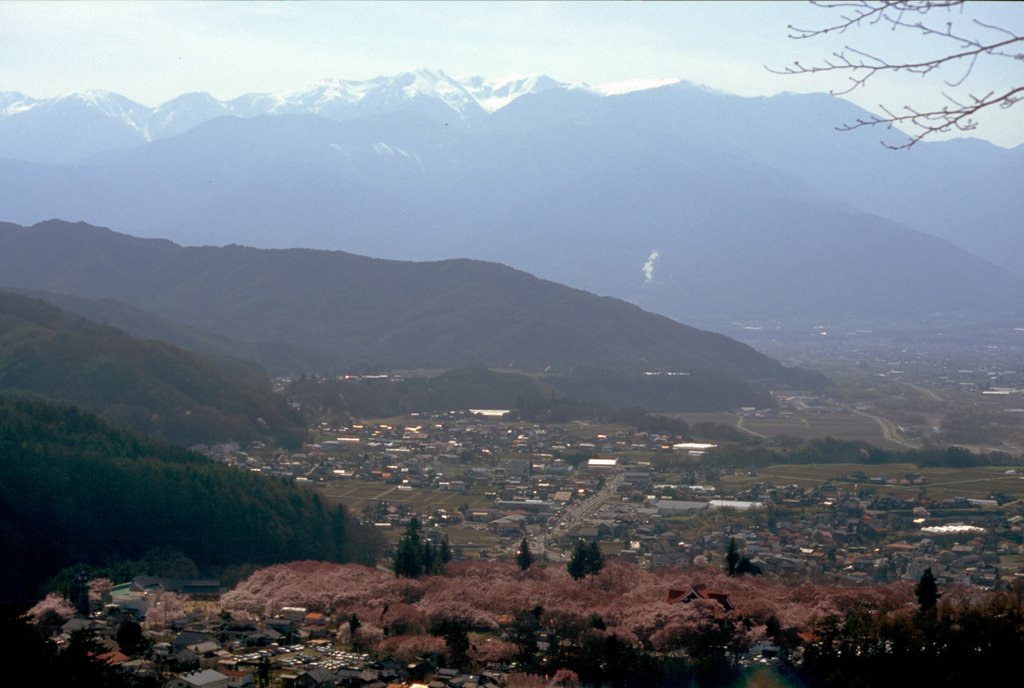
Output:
top-left (0, 69), bottom-right (685, 164)
top-left (1, 92), bottom-right (37, 113)
top-left (458, 74), bottom-right (569, 112)
top-left (0, 89), bottom-right (153, 163)
top-left (223, 69), bottom-right (486, 123)
top-left (0, 71), bottom-right (1021, 330)
top-left (148, 92), bottom-right (232, 139)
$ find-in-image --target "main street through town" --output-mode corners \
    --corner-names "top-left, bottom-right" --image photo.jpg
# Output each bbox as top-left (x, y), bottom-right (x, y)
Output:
top-left (531, 472), bottom-right (625, 560)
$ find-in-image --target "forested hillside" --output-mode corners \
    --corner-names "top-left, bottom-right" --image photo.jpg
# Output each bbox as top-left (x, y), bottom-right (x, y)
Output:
top-left (0, 396), bottom-right (381, 606)
top-left (0, 221), bottom-right (823, 402)
top-left (0, 290), bottom-right (305, 447)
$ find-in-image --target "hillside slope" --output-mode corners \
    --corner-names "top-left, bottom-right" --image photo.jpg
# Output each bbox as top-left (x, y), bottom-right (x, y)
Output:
top-left (0, 80), bottom-right (1020, 326)
top-left (0, 289), bottom-right (306, 447)
top-left (0, 396), bottom-right (377, 606)
top-left (0, 221), bottom-right (819, 396)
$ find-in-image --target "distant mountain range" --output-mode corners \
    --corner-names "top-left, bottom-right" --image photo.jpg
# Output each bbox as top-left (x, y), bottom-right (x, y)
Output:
top-left (1, 70), bottom-right (1020, 330)
top-left (0, 70), bottom-right (569, 162)
top-left (0, 220), bottom-right (821, 404)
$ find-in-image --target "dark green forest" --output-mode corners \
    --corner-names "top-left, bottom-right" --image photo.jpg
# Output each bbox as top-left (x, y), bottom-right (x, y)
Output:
top-left (705, 435), bottom-right (1024, 469)
top-left (0, 396), bottom-right (381, 608)
top-left (0, 290), bottom-right (306, 447)
top-left (0, 220), bottom-right (824, 388)
top-left (286, 367), bottom-right (770, 425)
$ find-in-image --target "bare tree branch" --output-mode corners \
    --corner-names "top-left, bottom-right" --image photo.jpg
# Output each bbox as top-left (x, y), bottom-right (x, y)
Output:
top-left (768, 0), bottom-right (1024, 147)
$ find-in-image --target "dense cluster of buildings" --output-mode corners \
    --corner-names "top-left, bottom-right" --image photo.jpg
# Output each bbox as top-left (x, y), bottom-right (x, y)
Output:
top-left (194, 412), bottom-right (1024, 589)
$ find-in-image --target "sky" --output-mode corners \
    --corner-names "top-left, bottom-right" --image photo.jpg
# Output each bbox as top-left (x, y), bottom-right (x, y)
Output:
top-left (2, 0), bottom-right (1022, 147)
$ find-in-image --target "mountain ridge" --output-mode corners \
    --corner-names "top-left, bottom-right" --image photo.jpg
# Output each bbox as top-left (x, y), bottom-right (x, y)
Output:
top-left (0, 287), bottom-right (306, 447)
top-left (0, 69), bottom-right (576, 162)
top-left (0, 219), bottom-right (821, 398)
top-left (2, 73), bottom-right (1020, 323)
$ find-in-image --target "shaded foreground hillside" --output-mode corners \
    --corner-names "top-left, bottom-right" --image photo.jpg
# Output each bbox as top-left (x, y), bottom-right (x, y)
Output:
top-left (219, 558), bottom-right (1024, 687)
top-left (0, 220), bottom-right (821, 393)
top-left (0, 289), bottom-right (305, 447)
top-left (0, 396), bottom-right (381, 606)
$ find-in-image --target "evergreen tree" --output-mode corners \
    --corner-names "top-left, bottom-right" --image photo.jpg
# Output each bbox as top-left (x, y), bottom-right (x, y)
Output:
top-left (586, 540), bottom-right (604, 581)
top-left (725, 537), bottom-right (740, 576)
top-left (257, 656), bottom-right (271, 688)
top-left (568, 539), bottom-right (603, 582)
top-left (70, 570), bottom-right (90, 616)
top-left (439, 534), bottom-right (452, 564)
top-left (516, 537), bottom-right (534, 572)
top-left (567, 540), bottom-right (589, 581)
top-left (393, 518), bottom-right (423, 578)
top-left (115, 618), bottom-right (145, 656)
top-left (916, 567), bottom-right (940, 613)
top-left (421, 538), bottom-right (437, 574)
top-left (736, 556), bottom-right (763, 576)
top-left (348, 613), bottom-right (361, 649)
top-left (509, 609), bottom-right (541, 669)
top-left (431, 617), bottom-right (471, 668)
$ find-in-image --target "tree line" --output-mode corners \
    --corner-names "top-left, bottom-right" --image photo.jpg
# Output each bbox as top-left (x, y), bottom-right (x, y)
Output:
top-left (705, 436), bottom-right (1023, 469)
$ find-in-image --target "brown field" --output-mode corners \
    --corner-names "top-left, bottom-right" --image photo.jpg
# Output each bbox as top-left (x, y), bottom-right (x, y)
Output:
top-left (318, 479), bottom-right (494, 515)
top-left (682, 410), bottom-right (914, 451)
top-left (719, 463), bottom-right (1024, 500)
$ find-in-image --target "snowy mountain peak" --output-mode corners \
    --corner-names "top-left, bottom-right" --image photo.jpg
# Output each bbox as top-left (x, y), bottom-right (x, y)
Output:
top-left (386, 69), bottom-right (480, 116)
top-left (231, 70), bottom-right (482, 120)
top-left (458, 73), bottom-right (569, 112)
top-left (57, 89), bottom-right (142, 111)
top-left (0, 71), bottom-right (731, 163)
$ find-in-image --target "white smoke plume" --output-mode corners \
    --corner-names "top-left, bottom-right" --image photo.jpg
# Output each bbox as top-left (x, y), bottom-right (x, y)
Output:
top-left (642, 249), bottom-right (659, 284)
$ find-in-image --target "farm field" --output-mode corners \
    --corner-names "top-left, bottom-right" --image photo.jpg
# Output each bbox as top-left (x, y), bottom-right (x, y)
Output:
top-left (718, 463), bottom-right (1024, 501)
top-left (318, 479), bottom-right (494, 515)
top-left (682, 410), bottom-right (914, 451)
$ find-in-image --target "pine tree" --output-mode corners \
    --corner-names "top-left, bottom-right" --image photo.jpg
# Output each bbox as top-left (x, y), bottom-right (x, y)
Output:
top-left (567, 540), bottom-right (588, 581)
top-left (916, 567), bottom-right (940, 613)
top-left (348, 613), bottom-right (361, 649)
top-left (586, 540), bottom-right (604, 581)
top-left (393, 518), bottom-right (423, 578)
top-left (516, 537), bottom-right (534, 572)
top-left (568, 539), bottom-right (603, 582)
top-left (439, 534), bottom-right (452, 564)
top-left (257, 656), bottom-right (271, 688)
top-left (422, 538), bottom-right (437, 574)
top-left (725, 537), bottom-right (740, 576)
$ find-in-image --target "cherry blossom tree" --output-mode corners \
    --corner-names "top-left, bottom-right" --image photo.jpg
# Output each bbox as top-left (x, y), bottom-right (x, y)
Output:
top-left (27, 593), bottom-right (75, 635)
top-left (144, 591), bottom-right (188, 630)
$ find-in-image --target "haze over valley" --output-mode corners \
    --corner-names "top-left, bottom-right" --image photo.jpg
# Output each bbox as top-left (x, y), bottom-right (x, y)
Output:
top-left (3, 3), bottom-right (1023, 686)
top-left (2, 71), bottom-right (1022, 337)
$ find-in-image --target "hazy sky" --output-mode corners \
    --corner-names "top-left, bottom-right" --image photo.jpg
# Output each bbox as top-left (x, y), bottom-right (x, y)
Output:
top-left (3, 1), bottom-right (1021, 146)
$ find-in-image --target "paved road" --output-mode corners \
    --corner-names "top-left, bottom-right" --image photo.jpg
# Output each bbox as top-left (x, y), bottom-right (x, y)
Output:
top-left (535, 472), bottom-right (624, 559)
top-left (736, 416), bottom-right (770, 440)
top-left (851, 409), bottom-right (919, 450)
top-left (899, 381), bottom-right (944, 403)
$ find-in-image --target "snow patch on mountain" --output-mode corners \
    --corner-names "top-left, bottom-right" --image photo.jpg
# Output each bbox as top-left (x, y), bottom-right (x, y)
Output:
top-left (1, 72), bottom-right (708, 133)
top-left (459, 74), bottom-right (569, 112)
top-left (594, 79), bottom-right (681, 96)
top-left (398, 69), bottom-right (478, 116)
top-left (0, 71), bottom-right (731, 163)
top-left (0, 92), bottom-right (38, 115)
